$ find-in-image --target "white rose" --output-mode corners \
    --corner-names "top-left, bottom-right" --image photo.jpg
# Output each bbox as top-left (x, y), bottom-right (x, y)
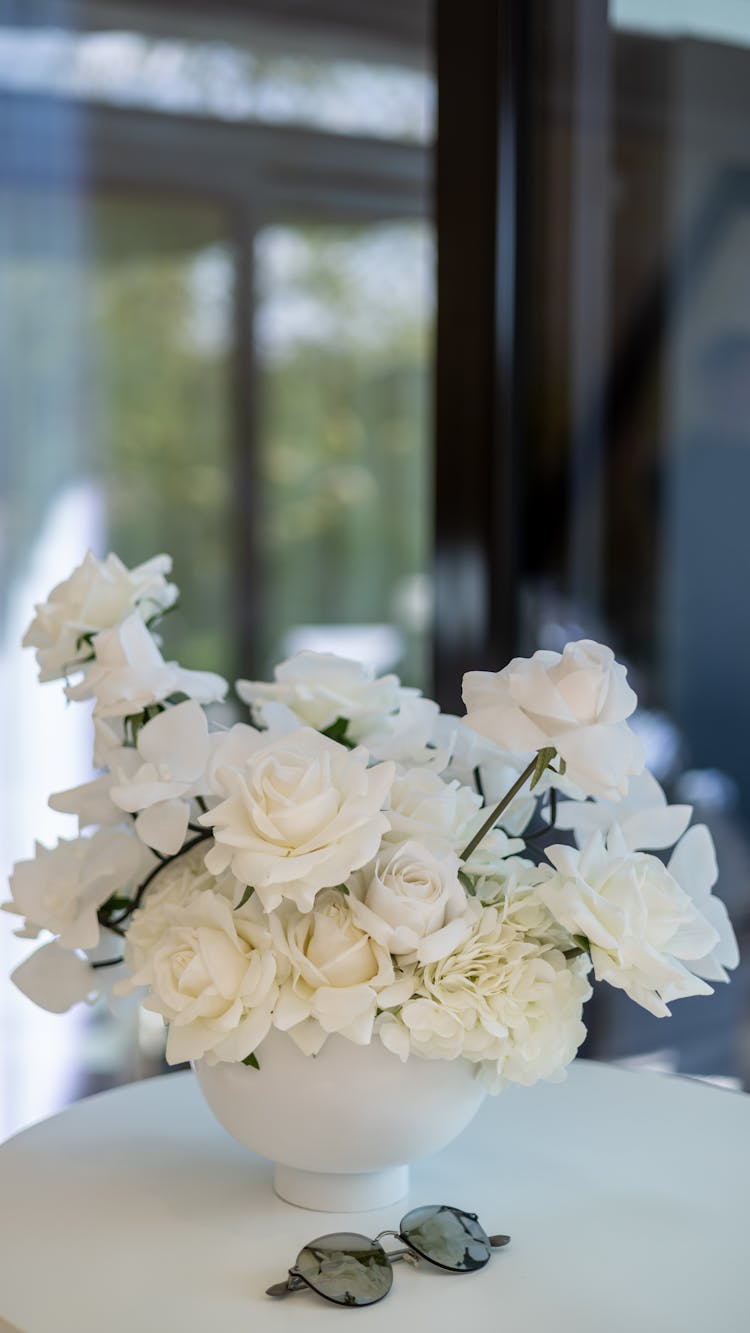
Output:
top-left (237, 650), bottom-right (441, 766)
top-left (379, 902), bottom-right (590, 1087)
top-left (129, 889), bottom-right (282, 1065)
top-left (236, 651), bottom-right (403, 733)
top-left (110, 699), bottom-right (212, 855)
top-left (539, 827), bottom-right (723, 1016)
top-left (3, 829), bottom-right (152, 950)
top-left (200, 726), bottom-right (394, 912)
top-left (23, 551), bottom-right (178, 682)
top-left (384, 767), bottom-right (482, 851)
top-left (462, 639), bottom-right (644, 800)
top-left (116, 850), bottom-right (237, 984)
top-left (270, 890), bottom-right (401, 1054)
top-left (66, 613), bottom-right (227, 718)
top-left (349, 840), bottom-right (471, 964)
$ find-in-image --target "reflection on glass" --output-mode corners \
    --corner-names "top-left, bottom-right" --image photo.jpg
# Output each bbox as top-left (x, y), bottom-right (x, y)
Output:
top-left (0, 189), bottom-right (236, 1137)
top-left (296, 1234), bottom-right (392, 1306)
top-left (0, 26), bottom-right (433, 143)
top-left (256, 221), bottom-right (434, 686)
top-left (523, 1), bottom-right (750, 1083)
top-left (401, 1205), bottom-right (491, 1270)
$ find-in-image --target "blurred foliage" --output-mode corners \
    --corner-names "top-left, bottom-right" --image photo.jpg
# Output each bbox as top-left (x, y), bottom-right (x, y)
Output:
top-left (2, 194), bottom-right (432, 686)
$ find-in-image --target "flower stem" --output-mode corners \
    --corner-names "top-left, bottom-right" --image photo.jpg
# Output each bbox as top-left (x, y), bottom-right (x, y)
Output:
top-left (106, 830), bottom-right (213, 928)
top-left (460, 756), bottom-right (539, 863)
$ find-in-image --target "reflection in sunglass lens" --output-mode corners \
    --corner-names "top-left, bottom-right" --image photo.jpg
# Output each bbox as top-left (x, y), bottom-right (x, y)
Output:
top-left (294, 1233), bottom-right (394, 1307)
top-left (400, 1205), bottom-right (492, 1271)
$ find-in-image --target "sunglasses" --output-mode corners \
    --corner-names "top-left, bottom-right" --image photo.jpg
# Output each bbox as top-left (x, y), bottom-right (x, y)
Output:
top-left (266, 1204), bottom-right (510, 1307)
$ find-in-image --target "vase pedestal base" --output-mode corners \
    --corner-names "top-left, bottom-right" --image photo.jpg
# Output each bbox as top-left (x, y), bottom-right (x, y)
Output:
top-left (273, 1163), bottom-right (410, 1212)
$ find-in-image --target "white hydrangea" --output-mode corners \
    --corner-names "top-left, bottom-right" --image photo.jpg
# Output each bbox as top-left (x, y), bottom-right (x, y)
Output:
top-left (379, 901), bottom-right (590, 1089)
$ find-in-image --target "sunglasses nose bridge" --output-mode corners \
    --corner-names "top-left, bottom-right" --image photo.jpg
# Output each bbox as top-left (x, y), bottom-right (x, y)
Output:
top-left (372, 1229), bottom-right (401, 1244)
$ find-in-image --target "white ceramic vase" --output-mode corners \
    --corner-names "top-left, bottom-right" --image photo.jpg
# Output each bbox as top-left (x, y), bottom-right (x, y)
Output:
top-left (194, 1027), bottom-right (486, 1212)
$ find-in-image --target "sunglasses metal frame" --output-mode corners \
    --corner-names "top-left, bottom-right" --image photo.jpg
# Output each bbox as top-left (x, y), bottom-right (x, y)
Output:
top-left (266, 1205), bottom-right (511, 1306)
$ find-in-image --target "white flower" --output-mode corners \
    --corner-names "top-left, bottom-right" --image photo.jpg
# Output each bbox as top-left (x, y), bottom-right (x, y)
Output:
top-left (237, 650), bottom-right (440, 765)
top-left (109, 700), bottom-right (212, 855)
top-left (49, 770), bottom-right (134, 829)
top-left (236, 651), bottom-right (403, 733)
top-left (49, 725), bottom-right (139, 830)
top-left (200, 726), bottom-right (394, 912)
top-left (23, 551), bottom-right (178, 682)
top-left (125, 887), bottom-right (282, 1065)
top-left (434, 717), bottom-right (585, 836)
top-left (117, 850), bottom-right (240, 982)
top-left (349, 840), bottom-right (472, 964)
top-left (356, 692), bottom-right (442, 767)
top-left (384, 766), bottom-right (482, 851)
top-left (460, 821), bottom-right (530, 885)
top-left (462, 639), bottom-right (644, 800)
top-left (378, 902), bottom-right (590, 1088)
top-left (666, 825), bottom-right (739, 982)
top-left (539, 828), bottom-right (722, 1016)
top-left (555, 770), bottom-right (692, 851)
top-left (433, 711), bottom-right (499, 777)
top-left (11, 941), bottom-right (97, 1013)
top-left (66, 613), bottom-right (227, 718)
top-left (3, 830), bottom-right (152, 949)
top-left (270, 890), bottom-right (402, 1055)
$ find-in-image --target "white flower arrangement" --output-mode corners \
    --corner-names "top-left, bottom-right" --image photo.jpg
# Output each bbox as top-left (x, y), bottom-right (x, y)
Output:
top-left (3, 552), bottom-right (739, 1092)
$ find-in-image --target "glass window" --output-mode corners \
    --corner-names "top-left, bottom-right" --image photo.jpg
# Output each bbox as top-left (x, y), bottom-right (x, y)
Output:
top-left (256, 220), bottom-right (433, 685)
top-left (522, 0), bottom-right (750, 1085)
top-left (0, 2), bottom-right (432, 1138)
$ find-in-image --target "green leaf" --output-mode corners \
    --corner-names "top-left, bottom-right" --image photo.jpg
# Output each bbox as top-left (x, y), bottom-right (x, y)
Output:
top-left (337, 883), bottom-right (350, 895)
top-left (100, 894), bottom-right (132, 916)
top-left (146, 598), bottom-right (180, 631)
top-left (556, 757), bottom-right (567, 777)
top-left (242, 1052), bottom-right (260, 1070)
top-left (564, 935), bottom-right (591, 961)
top-left (321, 716), bottom-right (354, 747)
top-left (458, 870), bottom-right (477, 897)
top-left (235, 886), bottom-right (255, 910)
top-left (530, 746), bottom-right (557, 790)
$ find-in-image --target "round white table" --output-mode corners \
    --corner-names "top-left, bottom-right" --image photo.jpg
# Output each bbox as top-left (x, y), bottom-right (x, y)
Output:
top-left (1, 1060), bottom-right (748, 1332)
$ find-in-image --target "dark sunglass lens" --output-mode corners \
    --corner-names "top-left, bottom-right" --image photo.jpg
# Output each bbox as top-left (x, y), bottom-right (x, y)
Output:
top-left (400, 1205), bottom-right (493, 1271)
top-left (294, 1233), bottom-right (393, 1307)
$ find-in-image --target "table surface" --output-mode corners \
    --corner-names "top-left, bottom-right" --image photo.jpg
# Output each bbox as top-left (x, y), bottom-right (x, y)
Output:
top-left (1, 1060), bottom-right (748, 1333)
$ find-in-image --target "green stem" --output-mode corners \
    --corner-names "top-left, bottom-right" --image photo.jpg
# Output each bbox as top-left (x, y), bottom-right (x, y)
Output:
top-left (105, 830), bottom-right (213, 929)
top-left (460, 756), bottom-right (538, 863)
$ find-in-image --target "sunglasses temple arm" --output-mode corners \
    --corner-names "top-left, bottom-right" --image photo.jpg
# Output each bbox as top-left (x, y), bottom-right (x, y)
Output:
top-left (266, 1272), bottom-right (308, 1298)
